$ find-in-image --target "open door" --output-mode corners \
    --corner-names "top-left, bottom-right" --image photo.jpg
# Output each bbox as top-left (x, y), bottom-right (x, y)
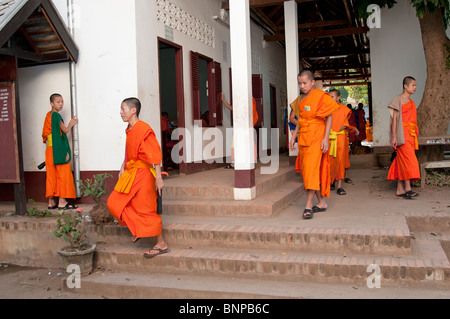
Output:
top-left (158, 38), bottom-right (185, 174)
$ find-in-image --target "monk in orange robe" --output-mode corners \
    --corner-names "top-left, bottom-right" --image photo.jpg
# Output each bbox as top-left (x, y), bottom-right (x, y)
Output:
top-left (342, 110), bottom-right (359, 184)
top-left (107, 97), bottom-right (168, 258)
top-left (387, 76), bottom-right (420, 199)
top-left (328, 90), bottom-right (352, 195)
top-left (289, 70), bottom-right (339, 219)
top-left (42, 93), bottom-right (78, 210)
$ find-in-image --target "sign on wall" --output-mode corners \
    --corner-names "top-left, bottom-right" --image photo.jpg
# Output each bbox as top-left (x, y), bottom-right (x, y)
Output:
top-left (0, 82), bottom-right (20, 183)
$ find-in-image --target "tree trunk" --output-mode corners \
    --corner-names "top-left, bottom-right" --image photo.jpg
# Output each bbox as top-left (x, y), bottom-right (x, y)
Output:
top-left (416, 8), bottom-right (450, 162)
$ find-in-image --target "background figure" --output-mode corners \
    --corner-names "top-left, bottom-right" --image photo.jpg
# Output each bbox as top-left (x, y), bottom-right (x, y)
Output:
top-left (356, 103), bottom-right (367, 143)
top-left (387, 76), bottom-right (420, 199)
top-left (347, 104), bottom-right (357, 154)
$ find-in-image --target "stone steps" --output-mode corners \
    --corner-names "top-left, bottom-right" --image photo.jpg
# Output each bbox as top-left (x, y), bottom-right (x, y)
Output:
top-left (92, 236), bottom-right (450, 288)
top-left (64, 270), bottom-right (450, 299)
top-left (162, 180), bottom-right (303, 217)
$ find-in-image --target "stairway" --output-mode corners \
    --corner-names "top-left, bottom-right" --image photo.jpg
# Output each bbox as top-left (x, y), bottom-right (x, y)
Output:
top-left (68, 160), bottom-right (450, 299)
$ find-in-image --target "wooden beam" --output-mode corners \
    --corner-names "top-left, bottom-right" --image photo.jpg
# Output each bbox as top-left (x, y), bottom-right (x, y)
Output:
top-left (277, 19), bottom-right (349, 31)
top-left (310, 63), bottom-right (371, 71)
top-left (317, 74), bottom-right (371, 81)
top-left (0, 48), bottom-right (44, 62)
top-left (222, 0), bottom-right (316, 10)
top-left (264, 26), bottom-right (369, 41)
top-left (299, 48), bottom-right (369, 59)
top-left (322, 81), bottom-right (369, 87)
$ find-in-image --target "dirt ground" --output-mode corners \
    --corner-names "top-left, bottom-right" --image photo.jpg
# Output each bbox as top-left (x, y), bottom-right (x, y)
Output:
top-left (0, 264), bottom-right (104, 299)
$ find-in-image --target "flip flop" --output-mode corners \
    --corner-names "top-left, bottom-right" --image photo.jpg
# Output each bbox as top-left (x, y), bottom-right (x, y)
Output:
top-left (405, 190), bottom-right (419, 199)
top-left (224, 164), bottom-right (234, 169)
top-left (344, 178), bottom-right (353, 184)
top-left (396, 193), bottom-right (408, 198)
top-left (312, 205), bottom-right (327, 213)
top-left (302, 209), bottom-right (313, 219)
top-left (48, 205), bottom-right (58, 210)
top-left (337, 188), bottom-right (346, 195)
top-left (59, 203), bottom-right (78, 210)
top-left (143, 247), bottom-right (170, 258)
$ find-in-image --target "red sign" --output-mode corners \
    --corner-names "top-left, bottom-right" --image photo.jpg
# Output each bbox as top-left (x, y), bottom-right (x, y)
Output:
top-left (0, 82), bottom-right (20, 183)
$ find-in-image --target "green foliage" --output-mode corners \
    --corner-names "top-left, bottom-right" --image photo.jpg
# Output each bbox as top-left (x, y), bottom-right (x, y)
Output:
top-left (346, 85), bottom-right (369, 105)
top-left (328, 87), bottom-right (349, 104)
top-left (445, 42), bottom-right (450, 69)
top-left (26, 198), bottom-right (53, 218)
top-left (78, 173), bottom-right (113, 206)
top-left (53, 209), bottom-right (87, 248)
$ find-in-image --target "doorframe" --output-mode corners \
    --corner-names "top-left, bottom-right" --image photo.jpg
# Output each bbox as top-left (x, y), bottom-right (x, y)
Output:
top-left (157, 37), bottom-right (186, 174)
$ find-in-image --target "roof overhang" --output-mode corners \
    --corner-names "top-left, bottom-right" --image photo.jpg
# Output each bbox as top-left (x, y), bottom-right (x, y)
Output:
top-left (0, 0), bottom-right (79, 67)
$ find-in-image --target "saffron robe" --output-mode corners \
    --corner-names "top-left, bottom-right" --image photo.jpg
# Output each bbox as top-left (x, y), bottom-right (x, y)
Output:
top-left (291, 89), bottom-right (339, 198)
top-left (329, 103), bottom-right (351, 183)
top-left (107, 121), bottom-right (163, 238)
top-left (387, 100), bottom-right (420, 182)
top-left (42, 111), bottom-right (76, 199)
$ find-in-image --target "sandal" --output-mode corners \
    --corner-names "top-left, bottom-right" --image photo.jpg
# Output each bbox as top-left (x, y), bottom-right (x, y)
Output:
top-left (344, 178), bottom-right (353, 184)
top-left (224, 164), bottom-right (234, 169)
top-left (330, 182), bottom-right (335, 190)
top-left (143, 247), bottom-right (170, 258)
top-left (48, 205), bottom-right (58, 210)
top-left (58, 203), bottom-right (78, 210)
top-left (337, 188), bottom-right (346, 195)
top-left (302, 209), bottom-right (313, 219)
top-left (312, 205), bottom-right (327, 213)
top-left (405, 190), bottom-right (419, 199)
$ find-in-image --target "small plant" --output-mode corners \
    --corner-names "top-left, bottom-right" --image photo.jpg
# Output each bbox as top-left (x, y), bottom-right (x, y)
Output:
top-left (78, 173), bottom-right (113, 206)
top-left (27, 199), bottom-right (53, 217)
top-left (54, 207), bottom-right (88, 250)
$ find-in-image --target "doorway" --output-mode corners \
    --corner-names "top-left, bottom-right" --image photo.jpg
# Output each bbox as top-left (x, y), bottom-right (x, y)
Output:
top-left (158, 38), bottom-right (185, 174)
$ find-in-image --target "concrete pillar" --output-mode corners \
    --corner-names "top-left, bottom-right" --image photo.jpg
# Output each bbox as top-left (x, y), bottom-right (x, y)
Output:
top-left (229, 0), bottom-right (256, 200)
top-left (284, 0), bottom-right (300, 160)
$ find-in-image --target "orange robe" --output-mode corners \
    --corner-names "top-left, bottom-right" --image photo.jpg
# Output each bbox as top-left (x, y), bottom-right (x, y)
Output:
top-left (291, 89), bottom-right (339, 198)
top-left (42, 111), bottom-right (76, 199)
top-left (107, 121), bottom-right (163, 238)
top-left (329, 104), bottom-right (351, 183)
top-left (387, 100), bottom-right (420, 182)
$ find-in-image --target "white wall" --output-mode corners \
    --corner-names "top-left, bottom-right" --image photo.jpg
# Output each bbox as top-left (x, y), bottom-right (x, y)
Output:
top-left (18, 0), bottom-right (287, 172)
top-left (370, 0), bottom-right (426, 147)
top-left (19, 0), bottom-right (138, 172)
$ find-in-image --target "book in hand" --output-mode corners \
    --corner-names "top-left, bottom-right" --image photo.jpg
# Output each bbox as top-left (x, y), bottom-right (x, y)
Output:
top-left (157, 190), bottom-right (162, 215)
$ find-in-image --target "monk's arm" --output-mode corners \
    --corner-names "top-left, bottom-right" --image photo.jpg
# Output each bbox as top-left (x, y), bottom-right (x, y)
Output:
top-left (391, 110), bottom-right (398, 148)
top-left (289, 110), bottom-right (298, 126)
top-left (59, 116), bottom-right (78, 134)
top-left (321, 114), bottom-right (332, 153)
top-left (154, 164), bottom-right (164, 196)
top-left (289, 122), bottom-right (299, 151)
top-left (221, 93), bottom-right (233, 111)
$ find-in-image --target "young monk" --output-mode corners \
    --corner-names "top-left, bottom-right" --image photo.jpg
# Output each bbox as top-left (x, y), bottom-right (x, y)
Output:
top-left (42, 93), bottom-right (78, 210)
top-left (328, 89), bottom-right (352, 195)
top-left (387, 76), bottom-right (420, 199)
top-left (289, 70), bottom-right (339, 219)
top-left (220, 93), bottom-right (258, 169)
top-left (107, 98), bottom-right (169, 258)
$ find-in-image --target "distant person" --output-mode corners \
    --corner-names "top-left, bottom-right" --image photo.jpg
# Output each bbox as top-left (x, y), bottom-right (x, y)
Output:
top-left (108, 97), bottom-right (169, 258)
top-left (356, 103), bottom-right (367, 142)
top-left (42, 93), bottom-right (78, 210)
top-left (387, 76), bottom-right (420, 199)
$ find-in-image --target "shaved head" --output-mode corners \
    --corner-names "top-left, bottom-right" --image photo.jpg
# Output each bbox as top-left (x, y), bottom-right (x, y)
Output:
top-left (298, 69), bottom-right (315, 81)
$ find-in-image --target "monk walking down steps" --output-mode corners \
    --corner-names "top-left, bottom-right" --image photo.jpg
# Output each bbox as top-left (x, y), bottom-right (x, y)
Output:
top-left (387, 76), bottom-right (420, 199)
top-left (107, 97), bottom-right (169, 258)
top-left (289, 70), bottom-right (339, 219)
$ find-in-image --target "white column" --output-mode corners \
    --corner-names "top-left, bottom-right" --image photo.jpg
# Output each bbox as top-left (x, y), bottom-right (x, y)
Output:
top-left (284, 0), bottom-right (300, 158)
top-left (229, 0), bottom-right (256, 200)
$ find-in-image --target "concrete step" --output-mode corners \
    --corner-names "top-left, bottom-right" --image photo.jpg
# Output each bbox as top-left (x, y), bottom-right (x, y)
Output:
top-left (163, 163), bottom-right (297, 200)
top-left (162, 180), bottom-right (304, 217)
top-left (93, 237), bottom-right (450, 288)
top-left (63, 269), bottom-right (450, 299)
